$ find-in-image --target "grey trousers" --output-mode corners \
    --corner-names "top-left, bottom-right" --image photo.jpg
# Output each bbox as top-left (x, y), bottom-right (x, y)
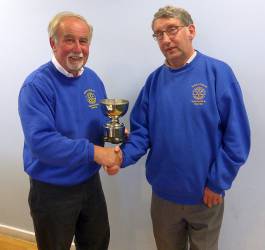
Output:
top-left (151, 192), bottom-right (224, 250)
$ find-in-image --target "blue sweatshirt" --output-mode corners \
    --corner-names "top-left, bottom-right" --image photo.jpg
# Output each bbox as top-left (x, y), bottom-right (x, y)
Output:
top-left (18, 62), bottom-right (107, 186)
top-left (121, 51), bottom-right (250, 205)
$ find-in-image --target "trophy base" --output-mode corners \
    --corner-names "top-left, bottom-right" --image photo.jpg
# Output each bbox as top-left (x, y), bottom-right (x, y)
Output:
top-left (104, 123), bottom-right (125, 144)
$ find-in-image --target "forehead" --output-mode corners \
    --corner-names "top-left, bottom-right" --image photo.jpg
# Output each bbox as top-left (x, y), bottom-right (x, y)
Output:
top-left (153, 17), bottom-right (182, 31)
top-left (58, 17), bottom-right (90, 37)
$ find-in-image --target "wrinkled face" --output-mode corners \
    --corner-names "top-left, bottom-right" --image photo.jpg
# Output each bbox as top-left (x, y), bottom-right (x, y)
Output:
top-left (153, 17), bottom-right (195, 68)
top-left (50, 17), bottom-right (90, 76)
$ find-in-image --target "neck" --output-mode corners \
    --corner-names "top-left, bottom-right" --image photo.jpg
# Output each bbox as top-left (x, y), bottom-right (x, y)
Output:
top-left (167, 49), bottom-right (195, 69)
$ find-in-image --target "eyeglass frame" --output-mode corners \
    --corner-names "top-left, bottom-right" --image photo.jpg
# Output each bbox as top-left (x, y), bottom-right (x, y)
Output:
top-left (152, 25), bottom-right (187, 41)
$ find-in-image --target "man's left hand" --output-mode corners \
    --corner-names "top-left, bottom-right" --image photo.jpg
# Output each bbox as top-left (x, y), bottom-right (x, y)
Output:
top-left (203, 187), bottom-right (223, 208)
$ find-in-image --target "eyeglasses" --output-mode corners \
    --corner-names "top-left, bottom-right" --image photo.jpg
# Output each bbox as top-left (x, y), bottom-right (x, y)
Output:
top-left (152, 26), bottom-right (186, 41)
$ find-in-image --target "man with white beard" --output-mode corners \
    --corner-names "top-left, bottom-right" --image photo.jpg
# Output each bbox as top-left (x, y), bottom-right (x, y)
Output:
top-left (18, 12), bottom-right (121, 250)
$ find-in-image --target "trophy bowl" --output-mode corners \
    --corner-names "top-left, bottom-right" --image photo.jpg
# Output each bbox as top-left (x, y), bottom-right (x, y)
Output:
top-left (100, 99), bottom-right (129, 144)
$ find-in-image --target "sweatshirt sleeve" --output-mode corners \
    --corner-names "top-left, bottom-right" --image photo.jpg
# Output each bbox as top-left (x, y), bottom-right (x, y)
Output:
top-left (18, 83), bottom-right (94, 167)
top-left (206, 69), bottom-right (251, 194)
top-left (121, 86), bottom-right (150, 167)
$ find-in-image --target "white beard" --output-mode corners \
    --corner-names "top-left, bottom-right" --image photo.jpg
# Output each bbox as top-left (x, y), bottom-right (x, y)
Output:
top-left (66, 52), bottom-right (84, 71)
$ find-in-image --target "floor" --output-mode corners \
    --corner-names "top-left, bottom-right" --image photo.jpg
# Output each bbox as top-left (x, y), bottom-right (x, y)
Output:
top-left (0, 234), bottom-right (37, 250)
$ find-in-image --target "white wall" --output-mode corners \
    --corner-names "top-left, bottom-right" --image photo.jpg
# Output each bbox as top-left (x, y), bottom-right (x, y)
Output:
top-left (0, 0), bottom-right (264, 249)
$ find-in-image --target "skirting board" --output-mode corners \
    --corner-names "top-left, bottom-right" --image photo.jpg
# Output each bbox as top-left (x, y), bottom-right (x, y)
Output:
top-left (0, 224), bottom-right (75, 249)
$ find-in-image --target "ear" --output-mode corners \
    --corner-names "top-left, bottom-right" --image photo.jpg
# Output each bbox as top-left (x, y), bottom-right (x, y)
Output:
top-left (188, 24), bottom-right (196, 40)
top-left (49, 37), bottom-right (56, 52)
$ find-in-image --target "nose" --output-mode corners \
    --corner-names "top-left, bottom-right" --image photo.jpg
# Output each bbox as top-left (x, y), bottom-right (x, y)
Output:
top-left (161, 32), bottom-right (171, 43)
top-left (73, 41), bottom-right (82, 52)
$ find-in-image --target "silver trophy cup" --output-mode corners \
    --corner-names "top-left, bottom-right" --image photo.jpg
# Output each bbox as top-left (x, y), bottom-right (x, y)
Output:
top-left (100, 99), bottom-right (129, 144)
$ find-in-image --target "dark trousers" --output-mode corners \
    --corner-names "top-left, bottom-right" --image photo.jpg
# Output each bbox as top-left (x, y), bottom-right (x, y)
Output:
top-left (151, 192), bottom-right (224, 250)
top-left (28, 173), bottom-right (110, 250)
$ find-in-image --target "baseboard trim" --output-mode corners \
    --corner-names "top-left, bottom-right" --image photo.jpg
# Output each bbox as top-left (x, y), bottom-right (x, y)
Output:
top-left (0, 224), bottom-right (75, 249)
top-left (0, 224), bottom-right (35, 242)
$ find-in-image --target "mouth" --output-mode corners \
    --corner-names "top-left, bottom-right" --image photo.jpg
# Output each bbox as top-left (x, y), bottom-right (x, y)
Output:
top-left (68, 56), bottom-right (84, 65)
top-left (69, 56), bottom-right (83, 60)
top-left (67, 52), bottom-right (84, 62)
top-left (165, 47), bottom-right (177, 53)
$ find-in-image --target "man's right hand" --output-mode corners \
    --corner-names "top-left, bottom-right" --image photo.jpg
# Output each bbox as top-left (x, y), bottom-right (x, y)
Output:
top-left (94, 145), bottom-right (122, 175)
top-left (103, 146), bottom-right (122, 175)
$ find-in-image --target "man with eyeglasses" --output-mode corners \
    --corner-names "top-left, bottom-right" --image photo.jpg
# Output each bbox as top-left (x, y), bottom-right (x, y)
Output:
top-left (106, 5), bottom-right (250, 250)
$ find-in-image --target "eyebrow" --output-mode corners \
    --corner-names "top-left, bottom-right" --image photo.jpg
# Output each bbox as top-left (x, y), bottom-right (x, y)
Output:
top-left (63, 34), bottom-right (88, 40)
top-left (154, 24), bottom-right (178, 32)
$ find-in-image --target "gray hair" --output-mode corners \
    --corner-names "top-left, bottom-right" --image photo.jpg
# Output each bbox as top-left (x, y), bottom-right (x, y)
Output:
top-left (48, 11), bottom-right (93, 43)
top-left (152, 6), bottom-right (193, 29)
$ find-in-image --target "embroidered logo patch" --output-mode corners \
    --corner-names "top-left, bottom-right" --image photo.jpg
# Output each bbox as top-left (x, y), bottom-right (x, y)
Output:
top-left (192, 83), bottom-right (207, 105)
top-left (84, 89), bottom-right (99, 109)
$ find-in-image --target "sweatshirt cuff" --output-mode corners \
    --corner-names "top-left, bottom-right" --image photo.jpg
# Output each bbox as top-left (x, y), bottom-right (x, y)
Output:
top-left (206, 181), bottom-right (224, 194)
top-left (88, 142), bottom-right (95, 163)
top-left (120, 148), bottom-right (129, 168)
top-left (120, 155), bottom-right (127, 168)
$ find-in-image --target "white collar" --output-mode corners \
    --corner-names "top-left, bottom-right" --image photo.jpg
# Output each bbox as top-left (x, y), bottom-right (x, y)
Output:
top-left (186, 50), bottom-right (197, 64)
top-left (51, 55), bottom-right (84, 77)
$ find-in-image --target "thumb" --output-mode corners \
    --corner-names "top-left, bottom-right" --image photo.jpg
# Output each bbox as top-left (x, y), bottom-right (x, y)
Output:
top-left (114, 145), bottom-right (120, 153)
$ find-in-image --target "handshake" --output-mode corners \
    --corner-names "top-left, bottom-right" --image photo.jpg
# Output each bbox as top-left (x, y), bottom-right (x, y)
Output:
top-left (94, 145), bottom-right (123, 175)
